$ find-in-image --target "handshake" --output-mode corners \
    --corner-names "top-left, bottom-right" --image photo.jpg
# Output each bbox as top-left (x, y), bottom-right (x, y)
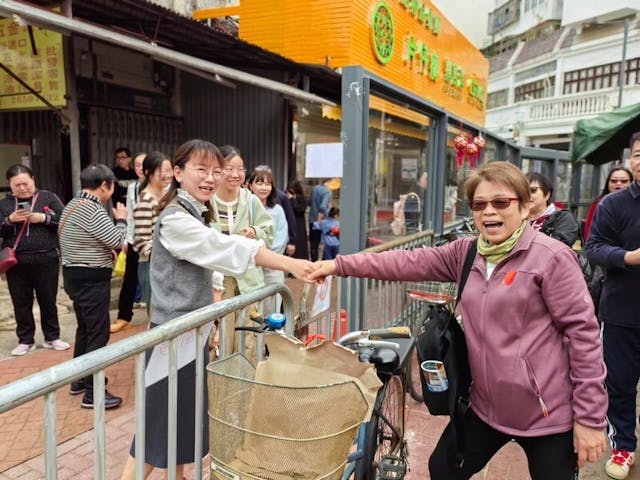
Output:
top-left (287, 259), bottom-right (337, 284)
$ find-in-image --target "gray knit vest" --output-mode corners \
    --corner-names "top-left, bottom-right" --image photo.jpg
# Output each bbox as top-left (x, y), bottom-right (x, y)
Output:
top-left (149, 197), bottom-right (213, 325)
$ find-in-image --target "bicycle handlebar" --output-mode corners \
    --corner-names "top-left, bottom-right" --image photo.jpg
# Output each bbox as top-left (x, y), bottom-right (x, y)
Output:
top-left (337, 326), bottom-right (411, 347)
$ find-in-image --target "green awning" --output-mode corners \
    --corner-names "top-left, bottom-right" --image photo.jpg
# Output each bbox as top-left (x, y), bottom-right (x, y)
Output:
top-left (569, 102), bottom-right (640, 165)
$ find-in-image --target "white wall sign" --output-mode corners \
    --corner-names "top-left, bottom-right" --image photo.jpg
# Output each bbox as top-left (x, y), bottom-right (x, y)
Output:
top-left (305, 143), bottom-right (343, 178)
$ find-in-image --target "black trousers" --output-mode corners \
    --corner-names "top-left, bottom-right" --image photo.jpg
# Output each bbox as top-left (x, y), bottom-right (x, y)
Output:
top-left (603, 322), bottom-right (640, 452)
top-left (429, 409), bottom-right (578, 480)
top-left (63, 267), bottom-right (112, 388)
top-left (117, 244), bottom-right (139, 322)
top-left (309, 225), bottom-right (322, 262)
top-left (6, 261), bottom-right (60, 344)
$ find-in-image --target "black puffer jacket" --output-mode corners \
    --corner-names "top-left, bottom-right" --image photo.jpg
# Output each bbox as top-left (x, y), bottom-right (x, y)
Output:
top-left (0, 190), bottom-right (64, 265)
top-left (538, 209), bottom-right (579, 248)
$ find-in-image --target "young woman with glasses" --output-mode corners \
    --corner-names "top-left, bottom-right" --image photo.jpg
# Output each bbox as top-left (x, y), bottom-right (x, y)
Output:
top-left (210, 145), bottom-right (275, 359)
top-left (119, 139), bottom-right (311, 480)
top-left (583, 166), bottom-right (633, 241)
top-left (307, 161), bottom-right (607, 479)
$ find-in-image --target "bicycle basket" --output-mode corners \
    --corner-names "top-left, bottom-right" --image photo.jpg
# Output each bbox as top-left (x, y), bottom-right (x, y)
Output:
top-left (207, 336), bottom-right (381, 480)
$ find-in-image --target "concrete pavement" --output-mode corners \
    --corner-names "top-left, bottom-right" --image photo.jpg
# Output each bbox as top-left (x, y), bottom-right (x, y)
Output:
top-left (0, 274), bottom-right (636, 479)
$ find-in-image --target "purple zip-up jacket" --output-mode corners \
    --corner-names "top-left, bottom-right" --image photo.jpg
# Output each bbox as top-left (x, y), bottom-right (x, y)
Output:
top-left (336, 225), bottom-right (607, 437)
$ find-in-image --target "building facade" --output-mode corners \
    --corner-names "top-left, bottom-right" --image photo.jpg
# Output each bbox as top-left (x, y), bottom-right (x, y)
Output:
top-left (483, 0), bottom-right (640, 206)
top-left (486, 0), bottom-right (639, 150)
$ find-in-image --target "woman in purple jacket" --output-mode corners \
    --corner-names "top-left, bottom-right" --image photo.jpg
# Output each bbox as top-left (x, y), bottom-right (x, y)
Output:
top-left (308, 161), bottom-right (607, 479)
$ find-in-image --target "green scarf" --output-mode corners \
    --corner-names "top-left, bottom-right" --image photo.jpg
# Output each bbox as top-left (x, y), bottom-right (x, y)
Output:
top-left (476, 221), bottom-right (527, 264)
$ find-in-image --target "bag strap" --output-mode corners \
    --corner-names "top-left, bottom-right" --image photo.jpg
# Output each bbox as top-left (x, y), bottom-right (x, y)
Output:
top-left (12, 192), bottom-right (40, 250)
top-left (454, 241), bottom-right (477, 308)
top-left (12, 219), bottom-right (29, 250)
top-left (249, 193), bottom-right (255, 225)
top-left (58, 199), bottom-right (92, 237)
top-left (449, 240), bottom-right (477, 468)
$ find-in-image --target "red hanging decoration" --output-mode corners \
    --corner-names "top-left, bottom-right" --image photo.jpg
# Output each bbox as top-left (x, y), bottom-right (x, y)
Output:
top-left (473, 135), bottom-right (486, 151)
top-left (465, 142), bottom-right (479, 167)
top-left (454, 134), bottom-right (468, 168)
top-left (468, 135), bottom-right (486, 168)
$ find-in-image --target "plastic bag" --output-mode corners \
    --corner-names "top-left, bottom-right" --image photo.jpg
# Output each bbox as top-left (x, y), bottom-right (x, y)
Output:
top-left (114, 251), bottom-right (126, 277)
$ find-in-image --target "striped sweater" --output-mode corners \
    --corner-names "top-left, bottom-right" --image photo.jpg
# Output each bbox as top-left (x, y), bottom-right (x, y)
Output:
top-left (59, 192), bottom-right (126, 268)
top-left (132, 190), bottom-right (159, 262)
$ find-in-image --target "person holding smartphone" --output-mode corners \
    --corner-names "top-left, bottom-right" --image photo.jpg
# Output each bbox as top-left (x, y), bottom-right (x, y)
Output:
top-left (0, 164), bottom-right (69, 356)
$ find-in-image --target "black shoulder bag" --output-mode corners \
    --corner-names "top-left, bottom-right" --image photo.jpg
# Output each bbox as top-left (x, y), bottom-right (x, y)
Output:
top-left (416, 241), bottom-right (476, 467)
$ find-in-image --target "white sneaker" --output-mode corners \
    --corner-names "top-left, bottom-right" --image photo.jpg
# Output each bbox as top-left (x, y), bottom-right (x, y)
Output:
top-left (606, 450), bottom-right (635, 480)
top-left (11, 343), bottom-right (36, 356)
top-left (42, 339), bottom-right (70, 351)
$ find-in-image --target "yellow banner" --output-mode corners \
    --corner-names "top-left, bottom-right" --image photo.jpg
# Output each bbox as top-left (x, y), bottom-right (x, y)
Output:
top-left (0, 19), bottom-right (67, 110)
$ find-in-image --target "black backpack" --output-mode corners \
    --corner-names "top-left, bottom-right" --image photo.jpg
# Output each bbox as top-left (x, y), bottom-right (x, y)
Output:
top-left (415, 242), bottom-right (476, 467)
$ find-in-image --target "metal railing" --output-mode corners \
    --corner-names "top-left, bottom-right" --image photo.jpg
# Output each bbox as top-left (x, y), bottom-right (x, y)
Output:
top-left (0, 283), bottom-right (294, 480)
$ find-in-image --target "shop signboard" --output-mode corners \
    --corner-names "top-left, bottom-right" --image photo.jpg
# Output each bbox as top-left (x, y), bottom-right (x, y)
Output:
top-left (194, 0), bottom-right (489, 126)
top-left (0, 18), bottom-right (67, 110)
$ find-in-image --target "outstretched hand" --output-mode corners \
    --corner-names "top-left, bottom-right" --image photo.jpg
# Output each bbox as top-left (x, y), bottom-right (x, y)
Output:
top-left (306, 260), bottom-right (337, 283)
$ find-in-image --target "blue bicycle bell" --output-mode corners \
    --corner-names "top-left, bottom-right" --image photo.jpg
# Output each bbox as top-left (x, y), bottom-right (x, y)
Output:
top-left (266, 313), bottom-right (286, 330)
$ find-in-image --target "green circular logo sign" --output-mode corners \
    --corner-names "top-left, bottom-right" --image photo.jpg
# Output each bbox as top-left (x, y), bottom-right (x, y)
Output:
top-left (372, 2), bottom-right (394, 65)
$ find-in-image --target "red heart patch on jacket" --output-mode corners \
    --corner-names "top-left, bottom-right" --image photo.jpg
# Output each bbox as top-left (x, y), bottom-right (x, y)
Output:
top-left (504, 271), bottom-right (516, 285)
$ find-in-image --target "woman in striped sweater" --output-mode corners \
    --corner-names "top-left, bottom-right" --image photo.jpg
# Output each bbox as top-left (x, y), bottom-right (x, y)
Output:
top-left (132, 152), bottom-right (173, 316)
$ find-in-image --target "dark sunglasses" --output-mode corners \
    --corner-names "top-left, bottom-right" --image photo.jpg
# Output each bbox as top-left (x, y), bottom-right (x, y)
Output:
top-left (609, 178), bottom-right (630, 184)
top-left (469, 198), bottom-right (519, 212)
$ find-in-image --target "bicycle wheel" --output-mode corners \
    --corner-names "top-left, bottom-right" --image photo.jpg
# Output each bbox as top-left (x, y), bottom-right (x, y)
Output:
top-left (356, 374), bottom-right (405, 480)
top-left (406, 343), bottom-right (423, 402)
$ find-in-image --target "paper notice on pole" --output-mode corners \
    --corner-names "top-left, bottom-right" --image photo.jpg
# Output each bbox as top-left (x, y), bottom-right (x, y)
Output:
top-left (310, 275), bottom-right (332, 318)
top-left (305, 143), bottom-right (343, 178)
top-left (144, 322), bottom-right (214, 387)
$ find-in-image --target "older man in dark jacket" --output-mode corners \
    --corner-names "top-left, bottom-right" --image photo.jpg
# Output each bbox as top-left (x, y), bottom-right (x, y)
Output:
top-left (586, 131), bottom-right (640, 480)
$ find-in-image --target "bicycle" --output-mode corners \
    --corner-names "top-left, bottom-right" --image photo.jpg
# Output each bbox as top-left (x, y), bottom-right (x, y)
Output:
top-left (404, 282), bottom-right (458, 403)
top-left (337, 326), bottom-right (414, 480)
top-left (207, 313), bottom-right (414, 480)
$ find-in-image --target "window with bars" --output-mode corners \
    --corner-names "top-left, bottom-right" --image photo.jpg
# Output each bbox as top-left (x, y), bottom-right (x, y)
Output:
top-left (514, 76), bottom-right (555, 102)
top-left (563, 57), bottom-right (640, 94)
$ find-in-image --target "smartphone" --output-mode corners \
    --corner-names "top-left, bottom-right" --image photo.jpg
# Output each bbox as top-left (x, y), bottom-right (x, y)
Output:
top-left (17, 201), bottom-right (31, 211)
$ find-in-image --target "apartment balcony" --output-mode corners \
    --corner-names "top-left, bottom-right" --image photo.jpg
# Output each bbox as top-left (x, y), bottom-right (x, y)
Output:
top-left (529, 91), bottom-right (615, 121)
top-left (486, 86), bottom-right (640, 141)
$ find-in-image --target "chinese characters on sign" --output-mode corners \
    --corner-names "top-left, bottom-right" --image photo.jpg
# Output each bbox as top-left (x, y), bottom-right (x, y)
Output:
top-left (373, 0), bottom-right (485, 111)
top-left (0, 19), bottom-right (67, 110)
